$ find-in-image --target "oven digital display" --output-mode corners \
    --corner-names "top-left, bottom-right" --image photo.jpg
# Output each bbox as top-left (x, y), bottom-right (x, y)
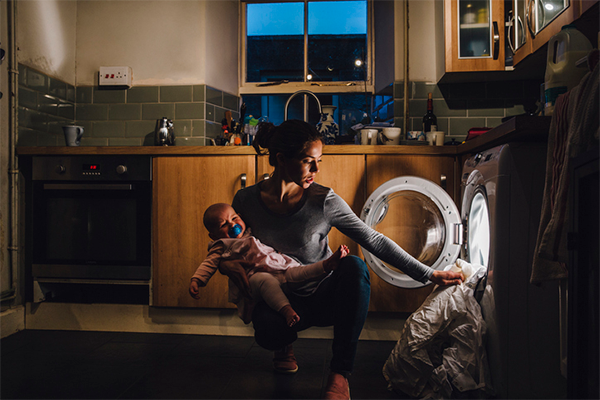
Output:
top-left (83, 164), bottom-right (100, 172)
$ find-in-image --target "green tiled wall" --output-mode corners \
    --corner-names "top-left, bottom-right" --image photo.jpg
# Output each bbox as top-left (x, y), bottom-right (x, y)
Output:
top-left (17, 64), bottom-right (240, 146)
top-left (18, 65), bottom-right (76, 146)
top-left (18, 63), bottom-right (541, 146)
top-left (380, 78), bottom-right (542, 142)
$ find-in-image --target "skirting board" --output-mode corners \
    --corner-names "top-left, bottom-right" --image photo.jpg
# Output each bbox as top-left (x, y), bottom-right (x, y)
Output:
top-left (1, 306), bottom-right (26, 338)
top-left (24, 302), bottom-right (407, 341)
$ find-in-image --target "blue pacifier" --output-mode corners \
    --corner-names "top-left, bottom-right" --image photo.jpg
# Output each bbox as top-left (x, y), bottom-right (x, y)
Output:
top-left (228, 224), bottom-right (243, 238)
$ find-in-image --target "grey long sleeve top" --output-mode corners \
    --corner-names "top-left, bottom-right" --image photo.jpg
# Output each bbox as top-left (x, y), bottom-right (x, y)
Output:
top-left (232, 182), bottom-right (434, 295)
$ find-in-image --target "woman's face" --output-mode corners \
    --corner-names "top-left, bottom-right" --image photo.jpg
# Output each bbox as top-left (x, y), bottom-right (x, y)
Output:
top-left (280, 140), bottom-right (323, 189)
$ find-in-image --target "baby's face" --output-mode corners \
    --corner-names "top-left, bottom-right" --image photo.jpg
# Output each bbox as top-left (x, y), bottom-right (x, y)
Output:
top-left (209, 205), bottom-right (246, 240)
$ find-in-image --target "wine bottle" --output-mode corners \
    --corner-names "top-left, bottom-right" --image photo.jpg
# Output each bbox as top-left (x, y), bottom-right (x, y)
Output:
top-left (422, 93), bottom-right (437, 133)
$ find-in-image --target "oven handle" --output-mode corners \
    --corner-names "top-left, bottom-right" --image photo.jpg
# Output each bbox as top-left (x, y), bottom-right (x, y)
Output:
top-left (43, 183), bottom-right (134, 190)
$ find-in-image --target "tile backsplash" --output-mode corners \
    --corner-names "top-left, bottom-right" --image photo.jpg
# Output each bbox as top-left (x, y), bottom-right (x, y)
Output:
top-left (374, 78), bottom-right (541, 143)
top-left (18, 64), bottom-right (541, 146)
top-left (17, 64), bottom-right (240, 147)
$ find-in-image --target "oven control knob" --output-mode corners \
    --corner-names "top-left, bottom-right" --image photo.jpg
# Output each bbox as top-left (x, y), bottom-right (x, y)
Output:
top-left (55, 165), bottom-right (66, 174)
top-left (116, 165), bottom-right (128, 175)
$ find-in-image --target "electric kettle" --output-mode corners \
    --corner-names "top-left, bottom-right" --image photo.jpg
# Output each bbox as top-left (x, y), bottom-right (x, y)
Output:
top-left (154, 117), bottom-right (176, 146)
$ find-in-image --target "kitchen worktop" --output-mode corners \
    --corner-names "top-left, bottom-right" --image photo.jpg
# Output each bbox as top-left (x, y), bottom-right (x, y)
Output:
top-left (17, 116), bottom-right (551, 157)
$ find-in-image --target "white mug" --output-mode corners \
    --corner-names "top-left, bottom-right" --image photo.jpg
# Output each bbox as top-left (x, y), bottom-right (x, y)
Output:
top-left (433, 131), bottom-right (445, 146)
top-left (63, 125), bottom-right (84, 146)
top-left (379, 127), bottom-right (401, 145)
top-left (426, 131), bottom-right (445, 146)
top-left (426, 131), bottom-right (436, 146)
top-left (360, 129), bottom-right (378, 145)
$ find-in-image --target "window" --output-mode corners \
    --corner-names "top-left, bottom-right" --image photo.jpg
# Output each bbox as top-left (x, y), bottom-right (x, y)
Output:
top-left (241, 1), bottom-right (374, 128)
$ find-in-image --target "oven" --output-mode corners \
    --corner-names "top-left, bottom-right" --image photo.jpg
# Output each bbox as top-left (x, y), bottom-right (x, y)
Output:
top-left (31, 156), bottom-right (152, 285)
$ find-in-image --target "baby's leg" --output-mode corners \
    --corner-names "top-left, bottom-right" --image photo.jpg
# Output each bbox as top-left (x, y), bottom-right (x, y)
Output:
top-left (323, 245), bottom-right (350, 272)
top-left (249, 272), bottom-right (300, 327)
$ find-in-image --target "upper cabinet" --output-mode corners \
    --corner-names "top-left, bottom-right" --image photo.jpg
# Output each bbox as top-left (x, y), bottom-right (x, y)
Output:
top-left (443, 0), bottom-right (596, 75)
top-left (444, 0), bottom-right (506, 72)
top-left (511, 0), bottom-right (582, 65)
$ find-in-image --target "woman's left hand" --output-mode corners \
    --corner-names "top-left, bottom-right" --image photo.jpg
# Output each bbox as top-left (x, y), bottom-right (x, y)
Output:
top-left (430, 270), bottom-right (464, 286)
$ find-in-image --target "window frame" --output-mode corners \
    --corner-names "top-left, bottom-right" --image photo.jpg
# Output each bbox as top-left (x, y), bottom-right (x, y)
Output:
top-left (239, 0), bottom-right (375, 95)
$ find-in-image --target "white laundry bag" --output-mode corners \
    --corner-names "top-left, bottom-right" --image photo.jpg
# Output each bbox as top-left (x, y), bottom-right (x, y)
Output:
top-left (383, 260), bottom-right (494, 399)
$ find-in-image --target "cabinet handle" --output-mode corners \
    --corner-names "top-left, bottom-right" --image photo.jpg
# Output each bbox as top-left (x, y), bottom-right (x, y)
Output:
top-left (517, 16), bottom-right (526, 48)
top-left (492, 21), bottom-right (500, 60)
top-left (538, 0), bottom-right (547, 29)
top-left (262, 173), bottom-right (270, 181)
top-left (440, 174), bottom-right (447, 191)
top-left (240, 173), bottom-right (247, 189)
top-left (507, 13), bottom-right (516, 53)
top-left (526, 0), bottom-right (536, 38)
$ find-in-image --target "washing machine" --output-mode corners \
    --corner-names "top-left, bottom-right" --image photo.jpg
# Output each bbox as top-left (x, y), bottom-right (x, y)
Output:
top-left (361, 142), bottom-right (566, 398)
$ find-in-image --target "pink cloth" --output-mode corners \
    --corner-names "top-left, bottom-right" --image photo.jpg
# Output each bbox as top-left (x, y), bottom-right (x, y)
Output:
top-left (192, 231), bottom-right (326, 323)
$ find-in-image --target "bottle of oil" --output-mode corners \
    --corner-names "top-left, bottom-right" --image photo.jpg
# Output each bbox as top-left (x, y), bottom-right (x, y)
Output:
top-left (422, 93), bottom-right (437, 134)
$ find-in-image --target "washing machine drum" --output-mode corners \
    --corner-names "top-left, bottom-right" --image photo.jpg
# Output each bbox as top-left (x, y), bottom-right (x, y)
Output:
top-left (360, 176), bottom-right (462, 288)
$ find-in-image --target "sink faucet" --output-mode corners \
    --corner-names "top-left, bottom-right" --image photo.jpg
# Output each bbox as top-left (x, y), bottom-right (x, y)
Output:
top-left (284, 90), bottom-right (322, 122)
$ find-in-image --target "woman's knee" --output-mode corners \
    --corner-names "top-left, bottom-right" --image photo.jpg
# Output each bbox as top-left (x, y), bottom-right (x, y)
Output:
top-left (338, 255), bottom-right (371, 283)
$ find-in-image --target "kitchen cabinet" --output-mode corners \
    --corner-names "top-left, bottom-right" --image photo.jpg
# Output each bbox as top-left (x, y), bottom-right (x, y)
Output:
top-left (580, 0), bottom-right (598, 14)
top-left (511, 0), bottom-right (584, 65)
top-left (365, 154), bottom-right (457, 312)
top-left (152, 155), bottom-right (256, 308)
top-left (444, 0), bottom-right (506, 72)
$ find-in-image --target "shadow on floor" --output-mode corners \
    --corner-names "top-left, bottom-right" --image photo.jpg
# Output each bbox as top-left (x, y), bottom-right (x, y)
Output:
top-left (1, 330), bottom-right (408, 399)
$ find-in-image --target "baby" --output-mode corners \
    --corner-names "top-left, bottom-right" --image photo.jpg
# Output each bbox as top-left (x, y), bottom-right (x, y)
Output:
top-left (189, 203), bottom-right (349, 326)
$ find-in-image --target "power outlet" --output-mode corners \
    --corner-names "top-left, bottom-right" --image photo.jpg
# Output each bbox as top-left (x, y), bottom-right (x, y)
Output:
top-left (99, 66), bottom-right (132, 87)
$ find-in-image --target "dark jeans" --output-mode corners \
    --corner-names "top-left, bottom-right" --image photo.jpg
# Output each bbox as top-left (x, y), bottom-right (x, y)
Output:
top-left (251, 255), bottom-right (371, 375)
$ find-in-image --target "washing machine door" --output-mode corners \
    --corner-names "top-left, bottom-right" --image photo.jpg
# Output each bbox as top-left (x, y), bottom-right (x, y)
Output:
top-left (461, 169), bottom-right (491, 268)
top-left (360, 176), bottom-right (462, 288)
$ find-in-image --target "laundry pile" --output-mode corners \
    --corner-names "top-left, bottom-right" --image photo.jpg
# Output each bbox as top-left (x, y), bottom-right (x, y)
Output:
top-left (383, 259), bottom-right (493, 399)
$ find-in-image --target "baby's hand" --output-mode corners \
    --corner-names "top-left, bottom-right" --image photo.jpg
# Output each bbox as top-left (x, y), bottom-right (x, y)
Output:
top-left (189, 280), bottom-right (201, 299)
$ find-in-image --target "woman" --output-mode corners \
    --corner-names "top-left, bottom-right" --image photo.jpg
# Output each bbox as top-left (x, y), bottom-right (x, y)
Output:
top-left (222, 119), bottom-right (463, 399)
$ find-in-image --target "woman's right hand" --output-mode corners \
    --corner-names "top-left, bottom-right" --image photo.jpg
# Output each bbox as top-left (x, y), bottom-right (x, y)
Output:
top-left (219, 259), bottom-right (253, 298)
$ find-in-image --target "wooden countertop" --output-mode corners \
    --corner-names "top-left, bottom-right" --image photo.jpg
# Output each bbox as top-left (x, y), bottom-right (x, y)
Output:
top-left (17, 115), bottom-right (551, 157)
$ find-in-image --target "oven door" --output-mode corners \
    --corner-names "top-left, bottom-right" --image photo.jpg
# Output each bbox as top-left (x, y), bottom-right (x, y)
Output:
top-left (32, 181), bottom-right (152, 281)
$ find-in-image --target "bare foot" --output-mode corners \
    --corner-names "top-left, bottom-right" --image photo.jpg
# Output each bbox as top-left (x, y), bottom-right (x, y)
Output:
top-left (323, 245), bottom-right (349, 272)
top-left (279, 304), bottom-right (300, 327)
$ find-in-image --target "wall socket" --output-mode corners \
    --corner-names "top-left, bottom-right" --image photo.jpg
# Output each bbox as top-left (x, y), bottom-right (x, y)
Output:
top-left (99, 66), bottom-right (132, 87)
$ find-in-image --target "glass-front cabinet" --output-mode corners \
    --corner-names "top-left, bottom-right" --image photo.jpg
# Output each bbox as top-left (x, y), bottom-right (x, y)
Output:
top-left (445, 0), bottom-right (505, 71)
top-left (511, 0), bottom-right (581, 65)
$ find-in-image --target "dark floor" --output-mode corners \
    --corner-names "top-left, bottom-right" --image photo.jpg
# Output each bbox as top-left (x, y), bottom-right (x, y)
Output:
top-left (1, 329), bottom-right (406, 399)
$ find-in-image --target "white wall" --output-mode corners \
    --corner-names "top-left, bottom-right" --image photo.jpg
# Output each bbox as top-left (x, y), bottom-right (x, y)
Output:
top-left (406, 0), bottom-right (443, 83)
top-left (76, 0), bottom-right (206, 87)
top-left (203, 1), bottom-right (239, 94)
top-left (16, 0), bottom-right (239, 92)
top-left (16, 0), bottom-right (77, 85)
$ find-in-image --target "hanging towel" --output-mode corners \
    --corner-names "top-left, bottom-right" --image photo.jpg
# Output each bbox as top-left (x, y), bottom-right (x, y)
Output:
top-left (531, 55), bottom-right (599, 284)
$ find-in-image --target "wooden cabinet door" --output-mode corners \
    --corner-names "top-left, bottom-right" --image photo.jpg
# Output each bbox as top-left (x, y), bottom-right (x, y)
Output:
top-left (257, 154), bottom-right (366, 256)
top-left (444, 0), bottom-right (506, 72)
top-left (530, 0), bottom-right (580, 54)
top-left (365, 154), bottom-right (457, 312)
top-left (152, 156), bottom-right (256, 308)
